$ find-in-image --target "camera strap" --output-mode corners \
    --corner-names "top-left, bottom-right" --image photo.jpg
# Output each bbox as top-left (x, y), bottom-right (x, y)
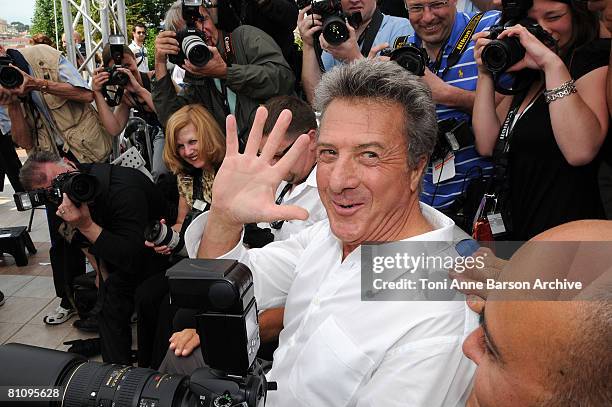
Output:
top-left (359, 9), bottom-right (384, 58)
top-left (221, 32), bottom-right (235, 66)
top-left (433, 12), bottom-right (484, 77)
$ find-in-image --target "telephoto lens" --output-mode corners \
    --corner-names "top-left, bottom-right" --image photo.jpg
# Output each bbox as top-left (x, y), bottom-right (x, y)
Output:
top-left (144, 220), bottom-right (184, 253)
top-left (182, 33), bottom-right (212, 66)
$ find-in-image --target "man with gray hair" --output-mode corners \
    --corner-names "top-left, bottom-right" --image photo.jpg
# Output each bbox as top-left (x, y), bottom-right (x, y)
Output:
top-left (163, 59), bottom-right (477, 406)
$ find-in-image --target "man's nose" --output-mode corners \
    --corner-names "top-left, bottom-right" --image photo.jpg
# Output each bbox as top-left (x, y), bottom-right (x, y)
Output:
top-left (421, 7), bottom-right (436, 23)
top-left (328, 156), bottom-right (360, 193)
top-left (462, 327), bottom-right (484, 365)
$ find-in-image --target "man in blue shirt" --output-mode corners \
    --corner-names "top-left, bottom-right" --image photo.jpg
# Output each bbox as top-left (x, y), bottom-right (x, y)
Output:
top-left (298, 0), bottom-right (413, 102)
top-left (405, 0), bottom-right (500, 231)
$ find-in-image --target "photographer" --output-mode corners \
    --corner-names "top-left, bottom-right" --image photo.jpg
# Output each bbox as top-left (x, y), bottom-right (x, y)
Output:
top-left (129, 23), bottom-right (150, 74)
top-left (152, 0), bottom-right (295, 143)
top-left (0, 43), bottom-right (111, 326)
top-left (19, 151), bottom-right (170, 364)
top-left (472, 0), bottom-right (609, 239)
top-left (298, 0), bottom-right (412, 103)
top-left (92, 42), bottom-right (168, 180)
top-left (399, 1), bottom-right (500, 231)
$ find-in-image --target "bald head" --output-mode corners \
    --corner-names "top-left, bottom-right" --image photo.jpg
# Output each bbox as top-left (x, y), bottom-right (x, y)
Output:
top-left (464, 220), bottom-right (612, 407)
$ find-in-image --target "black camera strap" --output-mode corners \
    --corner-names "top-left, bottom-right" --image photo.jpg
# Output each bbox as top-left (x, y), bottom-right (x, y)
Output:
top-left (359, 9), bottom-right (384, 58)
top-left (433, 12), bottom-right (484, 77)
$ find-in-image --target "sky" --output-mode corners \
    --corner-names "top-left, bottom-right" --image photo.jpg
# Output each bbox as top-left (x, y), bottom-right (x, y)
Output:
top-left (1, 0), bottom-right (38, 24)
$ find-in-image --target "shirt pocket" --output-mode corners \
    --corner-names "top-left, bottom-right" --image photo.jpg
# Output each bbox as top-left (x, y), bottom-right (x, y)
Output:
top-left (288, 316), bottom-right (375, 407)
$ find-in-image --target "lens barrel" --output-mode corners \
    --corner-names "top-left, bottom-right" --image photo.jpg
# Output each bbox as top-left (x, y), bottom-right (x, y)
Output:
top-left (182, 35), bottom-right (212, 66)
top-left (0, 65), bottom-right (24, 89)
top-left (482, 37), bottom-right (525, 74)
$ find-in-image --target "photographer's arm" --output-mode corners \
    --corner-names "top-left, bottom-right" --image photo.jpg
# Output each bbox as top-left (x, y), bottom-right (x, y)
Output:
top-left (224, 26), bottom-right (294, 100)
top-left (423, 69), bottom-right (476, 113)
top-left (92, 69), bottom-right (130, 137)
top-left (298, 7), bottom-right (323, 104)
top-left (6, 101), bottom-right (33, 150)
top-left (13, 66), bottom-right (93, 103)
top-left (472, 33), bottom-right (508, 156)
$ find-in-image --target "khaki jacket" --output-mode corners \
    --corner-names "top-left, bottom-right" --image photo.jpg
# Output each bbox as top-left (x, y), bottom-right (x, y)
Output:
top-left (19, 45), bottom-right (111, 163)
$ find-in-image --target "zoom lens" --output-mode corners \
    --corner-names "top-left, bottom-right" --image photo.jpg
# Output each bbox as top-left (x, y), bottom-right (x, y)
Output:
top-left (63, 173), bottom-right (99, 203)
top-left (482, 37), bottom-right (525, 74)
top-left (183, 35), bottom-right (212, 66)
top-left (0, 65), bottom-right (24, 89)
top-left (144, 220), bottom-right (182, 251)
top-left (322, 16), bottom-right (349, 45)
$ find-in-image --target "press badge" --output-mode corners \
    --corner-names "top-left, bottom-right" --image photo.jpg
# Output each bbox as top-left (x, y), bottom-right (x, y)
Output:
top-left (432, 152), bottom-right (456, 184)
top-left (487, 213), bottom-right (506, 235)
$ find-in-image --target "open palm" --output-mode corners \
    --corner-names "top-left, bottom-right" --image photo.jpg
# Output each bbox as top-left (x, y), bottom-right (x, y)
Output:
top-left (210, 107), bottom-right (311, 227)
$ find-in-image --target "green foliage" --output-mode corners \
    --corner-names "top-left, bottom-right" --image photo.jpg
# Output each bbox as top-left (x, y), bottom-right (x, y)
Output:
top-left (145, 27), bottom-right (159, 70)
top-left (31, 0), bottom-right (64, 44)
top-left (125, 0), bottom-right (175, 31)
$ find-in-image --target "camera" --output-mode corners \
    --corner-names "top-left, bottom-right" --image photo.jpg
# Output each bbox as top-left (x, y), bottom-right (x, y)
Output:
top-left (482, 19), bottom-right (556, 74)
top-left (13, 171), bottom-right (100, 211)
top-left (0, 55), bottom-right (24, 89)
top-left (298, 0), bottom-right (362, 45)
top-left (381, 44), bottom-right (429, 76)
top-left (169, 0), bottom-right (213, 67)
top-left (104, 34), bottom-right (130, 86)
top-left (481, 0), bottom-right (556, 74)
top-left (0, 259), bottom-right (276, 407)
top-left (145, 201), bottom-right (206, 257)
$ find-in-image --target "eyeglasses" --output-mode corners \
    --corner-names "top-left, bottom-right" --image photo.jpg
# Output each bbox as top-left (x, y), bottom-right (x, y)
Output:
top-left (406, 0), bottom-right (449, 15)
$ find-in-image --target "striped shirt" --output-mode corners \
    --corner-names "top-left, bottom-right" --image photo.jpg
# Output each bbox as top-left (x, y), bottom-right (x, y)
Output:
top-left (411, 10), bottom-right (501, 209)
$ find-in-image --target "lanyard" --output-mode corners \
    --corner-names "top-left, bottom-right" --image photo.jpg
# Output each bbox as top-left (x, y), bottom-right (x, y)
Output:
top-left (431, 12), bottom-right (484, 78)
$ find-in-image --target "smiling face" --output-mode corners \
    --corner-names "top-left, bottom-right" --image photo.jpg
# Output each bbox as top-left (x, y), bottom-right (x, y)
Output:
top-left (527, 0), bottom-right (573, 51)
top-left (316, 98), bottom-right (425, 251)
top-left (406, 0), bottom-right (457, 51)
top-left (176, 123), bottom-right (210, 171)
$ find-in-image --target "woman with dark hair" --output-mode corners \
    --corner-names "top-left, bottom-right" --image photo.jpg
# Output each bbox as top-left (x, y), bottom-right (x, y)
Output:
top-left (472, 0), bottom-right (609, 239)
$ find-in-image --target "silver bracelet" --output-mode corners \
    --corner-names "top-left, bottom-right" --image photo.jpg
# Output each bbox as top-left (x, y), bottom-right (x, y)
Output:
top-left (544, 79), bottom-right (577, 104)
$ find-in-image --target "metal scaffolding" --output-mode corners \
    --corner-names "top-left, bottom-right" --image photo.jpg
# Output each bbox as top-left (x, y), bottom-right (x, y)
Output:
top-left (59, 0), bottom-right (127, 76)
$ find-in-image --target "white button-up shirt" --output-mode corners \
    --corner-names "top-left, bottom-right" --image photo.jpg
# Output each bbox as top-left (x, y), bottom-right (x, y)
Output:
top-left (259, 166), bottom-right (327, 241)
top-left (185, 204), bottom-right (477, 407)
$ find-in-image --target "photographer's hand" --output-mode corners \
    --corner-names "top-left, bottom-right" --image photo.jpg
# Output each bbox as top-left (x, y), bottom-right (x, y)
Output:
top-left (155, 31), bottom-right (180, 80)
top-left (169, 328), bottom-right (200, 357)
top-left (144, 218), bottom-right (173, 255)
top-left (472, 31), bottom-right (493, 76)
top-left (319, 23), bottom-right (362, 63)
top-left (498, 24), bottom-right (563, 73)
top-left (57, 193), bottom-right (102, 244)
top-left (297, 6), bottom-right (322, 49)
top-left (182, 46), bottom-right (227, 79)
top-left (198, 107), bottom-right (310, 259)
top-left (91, 67), bottom-right (109, 92)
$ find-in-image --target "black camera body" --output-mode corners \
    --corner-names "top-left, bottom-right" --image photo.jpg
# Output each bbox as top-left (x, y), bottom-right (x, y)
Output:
top-left (13, 172), bottom-right (100, 211)
top-left (381, 44), bottom-right (429, 76)
top-left (299, 0), bottom-right (362, 45)
top-left (104, 64), bottom-right (130, 86)
top-left (0, 259), bottom-right (275, 407)
top-left (0, 55), bottom-right (24, 89)
top-left (169, 0), bottom-right (213, 67)
top-left (482, 18), bottom-right (556, 74)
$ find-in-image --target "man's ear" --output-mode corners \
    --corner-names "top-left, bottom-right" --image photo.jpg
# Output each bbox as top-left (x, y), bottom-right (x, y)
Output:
top-left (409, 156), bottom-right (428, 193)
top-left (306, 129), bottom-right (317, 151)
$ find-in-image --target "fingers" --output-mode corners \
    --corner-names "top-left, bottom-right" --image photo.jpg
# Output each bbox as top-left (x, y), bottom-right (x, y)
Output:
top-left (225, 115), bottom-right (239, 157)
top-left (258, 109), bottom-right (292, 162)
top-left (244, 106), bottom-right (269, 156)
top-left (368, 42), bottom-right (389, 59)
top-left (466, 295), bottom-right (485, 314)
top-left (169, 329), bottom-right (200, 356)
top-left (273, 133), bottom-right (310, 184)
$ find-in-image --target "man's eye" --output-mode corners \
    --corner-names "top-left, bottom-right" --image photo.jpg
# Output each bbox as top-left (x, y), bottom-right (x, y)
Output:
top-left (319, 149), bottom-right (336, 156)
top-left (363, 151), bottom-right (378, 159)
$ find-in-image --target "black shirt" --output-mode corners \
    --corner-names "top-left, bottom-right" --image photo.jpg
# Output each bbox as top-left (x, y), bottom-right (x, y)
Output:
top-left (507, 39), bottom-right (610, 240)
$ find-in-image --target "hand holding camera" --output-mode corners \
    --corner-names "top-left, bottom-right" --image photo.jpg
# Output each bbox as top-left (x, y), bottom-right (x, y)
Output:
top-left (297, 5), bottom-right (323, 48)
top-left (56, 192), bottom-right (94, 231)
top-left (318, 21), bottom-right (361, 62)
top-left (154, 30), bottom-right (181, 64)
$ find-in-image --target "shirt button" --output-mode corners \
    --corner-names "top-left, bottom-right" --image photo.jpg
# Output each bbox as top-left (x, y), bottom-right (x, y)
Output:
top-left (313, 297), bottom-right (320, 306)
top-left (288, 337), bottom-right (296, 347)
